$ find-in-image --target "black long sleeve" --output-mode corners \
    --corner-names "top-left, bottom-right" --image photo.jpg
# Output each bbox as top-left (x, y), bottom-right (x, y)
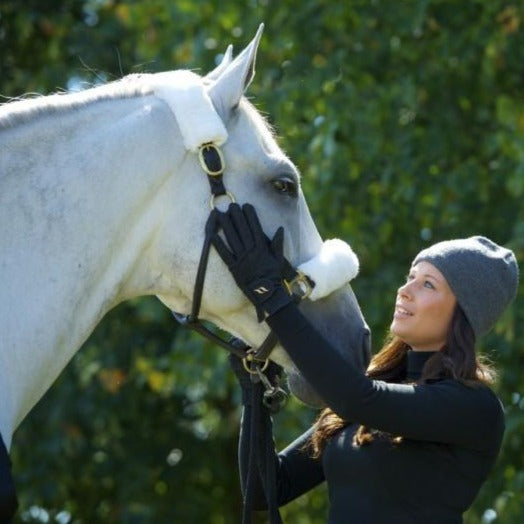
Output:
top-left (267, 303), bottom-right (503, 449)
top-left (234, 302), bottom-right (504, 523)
top-left (262, 302), bottom-right (505, 523)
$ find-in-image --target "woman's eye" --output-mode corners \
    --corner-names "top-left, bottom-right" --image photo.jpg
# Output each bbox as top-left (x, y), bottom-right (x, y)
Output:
top-left (424, 281), bottom-right (435, 289)
top-left (272, 177), bottom-right (298, 197)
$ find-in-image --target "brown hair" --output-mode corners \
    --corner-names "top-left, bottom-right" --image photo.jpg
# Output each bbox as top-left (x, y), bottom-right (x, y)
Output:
top-left (309, 305), bottom-right (496, 457)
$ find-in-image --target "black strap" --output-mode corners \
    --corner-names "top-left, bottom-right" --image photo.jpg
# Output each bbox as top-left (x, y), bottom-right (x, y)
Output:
top-left (208, 175), bottom-right (227, 197)
top-left (242, 382), bottom-right (283, 524)
top-left (191, 210), bottom-right (220, 319)
top-left (259, 404), bottom-right (282, 524)
top-left (200, 144), bottom-right (227, 197)
top-left (242, 384), bottom-right (260, 524)
top-left (0, 433), bottom-right (18, 523)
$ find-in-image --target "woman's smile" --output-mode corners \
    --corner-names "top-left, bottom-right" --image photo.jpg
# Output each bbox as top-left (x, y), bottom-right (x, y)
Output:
top-left (390, 261), bottom-right (457, 351)
top-left (393, 304), bottom-right (414, 318)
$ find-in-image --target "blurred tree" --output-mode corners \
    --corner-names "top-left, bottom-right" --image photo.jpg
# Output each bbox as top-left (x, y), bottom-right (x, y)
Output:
top-left (1, 1), bottom-right (523, 522)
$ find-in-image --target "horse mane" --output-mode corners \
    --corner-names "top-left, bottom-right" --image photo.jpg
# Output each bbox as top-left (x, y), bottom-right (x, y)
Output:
top-left (0, 71), bottom-right (279, 149)
top-left (0, 74), bottom-right (155, 130)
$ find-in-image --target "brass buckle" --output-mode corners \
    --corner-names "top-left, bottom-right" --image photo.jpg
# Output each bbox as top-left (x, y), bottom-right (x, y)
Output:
top-left (199, 143), bottom-right (225, 176)
top-left (284, 271), bottom-right (313, 300)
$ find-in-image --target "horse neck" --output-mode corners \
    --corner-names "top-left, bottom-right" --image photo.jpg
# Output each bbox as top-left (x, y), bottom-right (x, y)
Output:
top-left (0, 94), bottom-right (184, 444)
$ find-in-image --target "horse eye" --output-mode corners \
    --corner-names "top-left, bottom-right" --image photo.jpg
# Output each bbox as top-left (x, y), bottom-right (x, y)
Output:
top-left (272, 177), bottom-right (298, 197)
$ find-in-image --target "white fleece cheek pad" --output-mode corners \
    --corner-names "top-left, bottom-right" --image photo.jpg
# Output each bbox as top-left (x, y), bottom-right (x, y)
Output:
top-left (298, 239), bottom-right (359, 301)
top-left (151, 70), bottom-right (228, 152)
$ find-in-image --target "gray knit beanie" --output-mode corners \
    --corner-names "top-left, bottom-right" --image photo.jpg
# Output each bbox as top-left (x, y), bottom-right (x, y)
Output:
top-left (413, 236), bottom-right (518, 338)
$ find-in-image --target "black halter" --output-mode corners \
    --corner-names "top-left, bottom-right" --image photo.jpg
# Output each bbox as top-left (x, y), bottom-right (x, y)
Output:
top-left (172, 143), bottom-right (312, 381)
top-left (172, 142), bottom-right (313, 523)
top-left (172, 144), bottom-right (279, 360)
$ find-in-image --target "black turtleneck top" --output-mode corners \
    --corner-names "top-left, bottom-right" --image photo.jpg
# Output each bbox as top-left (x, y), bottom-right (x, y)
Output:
top-left (238, 303), bottom-right (505, 524)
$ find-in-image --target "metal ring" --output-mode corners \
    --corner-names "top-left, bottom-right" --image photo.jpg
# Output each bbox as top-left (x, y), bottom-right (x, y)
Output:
top-left (284, 271), bottom-right (313, 300)
top-left (199, 143), bottom-right (225, 176)
top-left (242, 356), bottom-right (270, 374)
top-left (210, 191), bottom-right (235, 210)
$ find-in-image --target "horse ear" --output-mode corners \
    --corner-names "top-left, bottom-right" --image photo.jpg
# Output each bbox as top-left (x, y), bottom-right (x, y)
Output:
top-left (206, 45), bottom-right (233, 81)
top-left (207, 23), bottom-right (264, 113)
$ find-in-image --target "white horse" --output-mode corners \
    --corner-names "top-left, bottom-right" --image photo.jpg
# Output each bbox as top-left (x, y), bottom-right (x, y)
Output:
top-left (0, 26), bottom-right (369, 453)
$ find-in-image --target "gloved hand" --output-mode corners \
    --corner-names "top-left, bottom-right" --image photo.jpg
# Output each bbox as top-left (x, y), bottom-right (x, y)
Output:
top-left (212, 203), bottom-right (295, 321)
top-left (229, 352), bottom-right (284, 407)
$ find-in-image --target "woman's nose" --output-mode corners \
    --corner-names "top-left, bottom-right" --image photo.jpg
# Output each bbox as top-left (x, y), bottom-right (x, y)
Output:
top-left (398, 281), bottom-right (412, 299)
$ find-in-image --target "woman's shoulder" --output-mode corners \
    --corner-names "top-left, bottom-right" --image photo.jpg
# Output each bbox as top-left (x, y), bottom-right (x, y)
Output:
top-left (434, 379), bottom-right (505, 426)
top-left (425, 379), bottom-right (505, 450)
top-left (433, 377), bottom-right (502, 402)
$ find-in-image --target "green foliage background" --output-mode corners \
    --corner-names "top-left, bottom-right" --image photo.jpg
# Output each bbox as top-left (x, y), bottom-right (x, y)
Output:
top-left (2, 0), bottom-right (524, 522)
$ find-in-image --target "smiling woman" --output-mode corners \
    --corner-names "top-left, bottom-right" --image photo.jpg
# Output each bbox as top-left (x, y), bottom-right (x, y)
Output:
top-left (391, 261), bottom-right (457, 351)
top-left (213, 213), bottom-right (519, 524)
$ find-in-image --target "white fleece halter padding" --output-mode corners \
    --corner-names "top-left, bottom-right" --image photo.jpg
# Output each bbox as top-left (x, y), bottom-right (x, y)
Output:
top-left (298, 239), bottom-right (359, 301)
top-left (152, 70), bottom-right (228, 152)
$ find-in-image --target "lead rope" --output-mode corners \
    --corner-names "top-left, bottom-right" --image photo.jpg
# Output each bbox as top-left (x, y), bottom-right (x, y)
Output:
top-left (242, 378), bottom-right (283, 524)
top-left (258, 385), bottom-right (283, 524)
top-left (173, 209), bottom-right (285, 523)
top-left (239, 358), bottom-right (286, 524)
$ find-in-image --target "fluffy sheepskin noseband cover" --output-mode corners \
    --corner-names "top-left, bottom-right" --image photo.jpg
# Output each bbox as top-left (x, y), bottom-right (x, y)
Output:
top-left (298, 239), bottom-right (359, 301)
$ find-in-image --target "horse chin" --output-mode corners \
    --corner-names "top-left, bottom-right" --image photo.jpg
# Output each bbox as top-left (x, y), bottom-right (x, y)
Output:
top-left (279, 286), bottom-right (371, 408)
top-left (286, 370), bottom-right (326, 408)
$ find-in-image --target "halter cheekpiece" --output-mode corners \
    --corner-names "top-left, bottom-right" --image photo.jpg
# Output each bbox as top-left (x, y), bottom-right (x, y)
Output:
top-left (172, 140), bottom-right (311, 412)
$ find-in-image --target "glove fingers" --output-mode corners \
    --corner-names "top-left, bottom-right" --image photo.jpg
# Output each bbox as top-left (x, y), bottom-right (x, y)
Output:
top-left (228, 203), bottom-right (255, 251)
top-left (271, 227), bottom-right (296, 281)
top-left (270, 227), bottom-right (285, 258)
top-left (211, 233), bottom-right (236, 267)
top-left (218, 205), bottom-right (245, 255)
top-left (242, 203), bottom-right (267, 245)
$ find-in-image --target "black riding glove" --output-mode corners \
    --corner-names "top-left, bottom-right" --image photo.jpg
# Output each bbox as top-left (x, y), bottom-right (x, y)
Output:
top-left (211, 203), bottom-right (294, 322)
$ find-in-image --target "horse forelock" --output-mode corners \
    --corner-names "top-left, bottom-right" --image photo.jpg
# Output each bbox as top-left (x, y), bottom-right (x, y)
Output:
top-left (233, 97), bottom-right (293, 169)
top-left (240, 98), bottom-right (278, 141)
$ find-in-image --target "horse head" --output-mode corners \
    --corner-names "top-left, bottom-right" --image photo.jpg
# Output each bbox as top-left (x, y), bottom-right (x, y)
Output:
top-left (154, 26), bottom-right (370, 406)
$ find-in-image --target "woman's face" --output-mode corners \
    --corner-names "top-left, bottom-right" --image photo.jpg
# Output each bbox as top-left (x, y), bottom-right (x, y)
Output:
top-left (390, 261), bottom-right (457, 351)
